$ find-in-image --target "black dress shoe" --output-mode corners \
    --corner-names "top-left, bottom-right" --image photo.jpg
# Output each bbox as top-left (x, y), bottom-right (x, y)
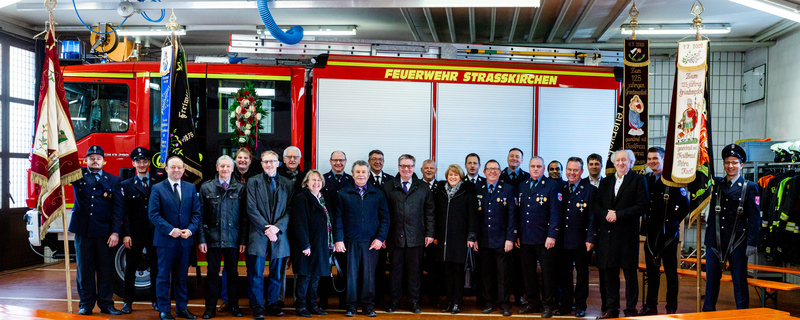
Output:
top-left (309, 306), bottom-right (327, 315)
top-left (518, 304), bottom-right (541, 314)
top-left (596, 310), bottom-right (619, 319)
top-left (575, 309), bottom-right (586, 317)
top-left (482, 303), bottom-right (494, 314)
top-left (267, 305), bottom-right (284, 317)
top-left (219, 302), bottom-right (230, 312)
top-left (638, 306), bottom-right (658, 316)
top-left (666, 309), bottom-right (677, 314)
top-left (101, 307), bottom-right (123, 315)
top-left (554, 309), bottom-right (570, 316)
top-left (441, 303), bottom-right (454, 313)
top-left (176, 309), bottom-right (197, 319)
top-left (295, 308), bottom-right (312, 318)
top-left (160, 312), bottom-right (176, 320)
top-left (410, 302), bottom-right (421, 314)
top-left (230, 307), bottom-right (243, 317)
top-left (451, 304), bottom-right (461, 314)
top-left (386, 303), bottom-right (397, 313)
top-left (345, 308), bottom-right (356, 317)
top-left (624, 310), bottom-right (637, 317)
top-left (253, 307), bottom-right (266, 319)
top-left (364, 307), bottom-right (377, 317)
top-left (541, 308), bottom-right (553, 318)
top-left (153, 302), bottom-right (160, 311)
top-left (502, 307), bottom-right (512, 317)
top-left (121, 302), bottom-right (133, 314)
top-left (76, 308), bottom-right (93, 315)
top-left (202, 309), bottom-right (216, 319)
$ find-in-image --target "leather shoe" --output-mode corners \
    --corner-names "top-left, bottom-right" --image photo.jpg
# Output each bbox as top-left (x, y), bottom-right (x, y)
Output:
top-left (345, 308), bottom-right (356, 317)
top-left (219, 302), bottom-right (230, 312)
top-left (121, 303), bottom-right (133, 314)
top-left (576, 309), bottom-right (586, 317)
top-left (441, 303), bottom-right (454, 313)
top-left (267, 305), bottom-right (284, 317)
top-left (253, 307), bottom-right (266, 319)
top-left (482, 303), bottom-right (494, 314)
top-left (202, 309), bottom-right (216, 319)
top-left (518, 304), bottom-right (541, 314)
top-left (502, 307), bottom-right (512, 317)
top-left (309, 306), bottom-right (327, 315)
top-left (597, 310), bottom-right (619, 319)
top-left (160, 312), bottom-right (176, 320)
top-left (230, 307), bottom-right (243, 317)
top-left (386, 303), bottom-right (397, 313)
top-left (153, 302), bottom-right (160, 311)
top-left (364, 307), bottom-right (377, 317)
top-left (638, 306), bottom-right (658, 316)
top-left (100, 307), bottom-right (123, 315)
top-left (176, 309), bottom-right (197, 319)
top-left (666, 309), bottom-right (677, 315)
top-left (451, 304), bottom-right (461, 314)
top-left (295, 308), bottom-right (312, 318)
top-left (554, 309), bottom-right (570, 316)
top-left (410, 302), bottom-right (421, 314)
top-left (76, 308), bottom-right (92, 315)
top-left (542, 308), bottom-right (554, 318)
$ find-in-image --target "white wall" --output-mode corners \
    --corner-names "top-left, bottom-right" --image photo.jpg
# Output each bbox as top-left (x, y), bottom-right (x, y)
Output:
top-left (756, 28), bottom-right (800, 141)
top-left (742, 47), bottom-right (768, 140)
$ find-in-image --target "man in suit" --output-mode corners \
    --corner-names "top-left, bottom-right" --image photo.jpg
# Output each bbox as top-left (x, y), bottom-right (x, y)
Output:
top-left (367, 149), bottom-right (394, 189)
top-left (225, 148), bottom-right (257, 313)
top-left (498, 147), bottom-right (530, 306)
top-left (245, 150), bottom-right (294, 319)
top-left (333, 160), bottom-right (390, 317)
top-left (639, 147), bottom-right (690, 315)
top-left (477, 159), bottom-right (516, 317)
top-left (594, 149), bottom-right (648, 318)
top-left (555, 157), bottom-right (596, 318)
top-left (703, 144), bottom-right (761, 311)
top-left (149, 156), bottom-right (202, 320)
top-left (71, 145), bottom-right (123, 316)
top-left (121, 147), bottom-right (158, 314)
top-left (383, 154), bottom-right (435, 314)
top-left (420, 159), bottom-right (438, 192)
top-left (516, 156), bottom-right (562, 318)
top-left (277, 146), bottom-right (306, 192)
top-left (465, 153), bottom-right (485, 185)
top-left (419, 158), bottom-right (442, 307)
top-left (319, 150), bottom-right (352, 309)
top-left (584, 153), bottom-right (603, 188)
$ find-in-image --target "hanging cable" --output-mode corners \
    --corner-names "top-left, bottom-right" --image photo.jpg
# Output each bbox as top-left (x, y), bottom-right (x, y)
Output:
top-left (72, 0), bottom-right (127, 35)
top-left (141, 0), bottom-right (165, 23)
top-left (256, 0), bottom-right (303, 45)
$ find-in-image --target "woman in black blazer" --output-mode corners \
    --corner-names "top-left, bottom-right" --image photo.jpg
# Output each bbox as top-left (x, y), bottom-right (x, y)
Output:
top-left (289, 170), bottom-right (333, 317)
top-left (433, 164), bottom-right (478, 314)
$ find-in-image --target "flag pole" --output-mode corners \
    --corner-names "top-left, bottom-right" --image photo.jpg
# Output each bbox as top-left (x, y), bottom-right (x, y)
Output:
top-left (60, 185), bottom-right (73, 313)
top-left (691, 1), bottom-right (705, 313)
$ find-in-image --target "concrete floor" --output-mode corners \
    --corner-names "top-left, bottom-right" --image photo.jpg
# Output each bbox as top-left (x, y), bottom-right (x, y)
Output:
top-left (0, 262), bottom-right (798, 319)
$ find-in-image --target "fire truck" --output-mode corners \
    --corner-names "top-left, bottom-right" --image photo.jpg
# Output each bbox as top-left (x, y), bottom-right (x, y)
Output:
top-left (27, 54), bottom-right (620, 298)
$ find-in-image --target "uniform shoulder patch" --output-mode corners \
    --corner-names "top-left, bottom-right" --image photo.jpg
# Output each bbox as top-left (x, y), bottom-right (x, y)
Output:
top-left (680, 188), bottom-right (687, 196)
top-left (557, 193), bottom-right (562, 201)
top-left (755, 196), bottom-right (760, 206)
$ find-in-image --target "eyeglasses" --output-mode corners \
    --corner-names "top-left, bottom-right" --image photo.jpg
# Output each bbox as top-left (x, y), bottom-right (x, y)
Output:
top-left (284, 155), bottom-right (300, 160)
top-left (723, 161), bottom-right (741, 166)
top-left (262, 159), bottom-right (279, 164)
top-left (369, 158), bottom-right (384, 162)
top-left (330, 159), bottom-right (346, 163)
top-left (485, 168), bottom-right (500, 172)
top-left (399, 165), bottom-right (414, 169)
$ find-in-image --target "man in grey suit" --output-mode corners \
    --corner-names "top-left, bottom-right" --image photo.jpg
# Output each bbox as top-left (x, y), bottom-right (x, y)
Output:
top-left (246, 150), bottom-right (294, 319)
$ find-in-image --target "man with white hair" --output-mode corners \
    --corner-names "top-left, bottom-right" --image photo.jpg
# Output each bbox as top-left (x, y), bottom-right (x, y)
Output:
top-left (594, 149), bottom-right (648, 319)
top-left (278, 146), bottom-right (306, 192)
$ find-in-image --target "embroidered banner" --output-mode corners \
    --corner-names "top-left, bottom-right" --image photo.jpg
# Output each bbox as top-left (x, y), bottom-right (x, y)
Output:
top-left (623, 39), bottom-right (649, 172)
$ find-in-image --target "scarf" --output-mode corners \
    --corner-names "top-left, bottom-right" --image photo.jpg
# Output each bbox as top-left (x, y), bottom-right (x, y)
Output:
top-left (316, 192), bottom-right (334, 249)
top-left (445, 180), bottom-right (463, 199)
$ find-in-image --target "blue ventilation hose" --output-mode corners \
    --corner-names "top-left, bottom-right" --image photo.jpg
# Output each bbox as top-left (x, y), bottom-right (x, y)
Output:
top-left (256, 0), bottom-right (303, 45)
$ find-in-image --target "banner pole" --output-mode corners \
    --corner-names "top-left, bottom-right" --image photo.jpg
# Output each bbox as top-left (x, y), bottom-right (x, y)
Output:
top-left (697, 216), bottom-right (701, 312)
top-left (60, 185), bottom-right (73, 313)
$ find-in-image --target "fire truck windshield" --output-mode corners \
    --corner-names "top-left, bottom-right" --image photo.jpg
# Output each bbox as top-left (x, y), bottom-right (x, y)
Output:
top-left (66, 82), bottom-right (130, 140)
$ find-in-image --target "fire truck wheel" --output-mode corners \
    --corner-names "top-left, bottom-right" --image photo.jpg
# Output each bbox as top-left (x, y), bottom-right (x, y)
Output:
top-left (112, 245), bottom-right (153, 300)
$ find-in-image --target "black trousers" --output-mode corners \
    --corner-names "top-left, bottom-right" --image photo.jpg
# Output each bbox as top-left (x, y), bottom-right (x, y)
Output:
top-left (422, 244), bottom-right (444, 305)
top-left (520, 244), bottom-right (557, 309)
top-left (511, 247), bottom-right (525, 301)
top-left (443, 262), bottom-right (465, 304)
top-left (317, 251), bottom-right (347, 308)
top-left (74, 235), bottom-right (115, 310)
top-left (389, 246), bottom-right (423, 304)
top-left (557, 247), bottom-right (590, 312)
top-left (345, 241), bottom-right (378, 308)
top-left (295, 275), bottom-right (320, 309)
top-left (601, 267), bottom-right (638, 314)
top-left (479, 247), bottom-right (511, 307)
top-left (644, 240), bottom-right (679, 311)
top-left (123, 237), bottom-right (158, 303)
top-left (205, 247), bottom-right (240, 309)
top-left (374, 247), bottom-right (389, 303)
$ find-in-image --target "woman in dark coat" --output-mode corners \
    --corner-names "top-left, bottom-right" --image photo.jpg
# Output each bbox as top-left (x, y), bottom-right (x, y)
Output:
top-left (433, 164), bottom-right (478, 314)
top-left (289, 170), bottom-right (333, 317)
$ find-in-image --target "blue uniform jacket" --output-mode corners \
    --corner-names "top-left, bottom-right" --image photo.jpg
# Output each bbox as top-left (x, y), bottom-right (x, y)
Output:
top-left (333, 183), bottom-right (390, 243)
top-left (517, 176), bottom-right (563, 245)
top-left (69, 168), bottom-right (123, 237)
top-left (705, 176), bottom-right (761, 249)
top-left (558, 180), bottom-right (596, 250)
top-left (477, 181), bottom-right (517, 248)
top-left (499, 168), bottom-right (531, 188)
top-left (121, 175), bottom-right (153, 240)
top-left (148, 180), bottom-right (202, 248)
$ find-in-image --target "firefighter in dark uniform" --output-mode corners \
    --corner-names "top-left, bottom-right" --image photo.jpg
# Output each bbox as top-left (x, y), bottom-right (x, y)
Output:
top-left (703, 144), bottom-right (761, 311)
top-left (516, 156), bottom-right (562, 318)
top-left (554, 157), bottom-right (595, 318)
top-left (120, 147), bottom-right (159, 313)
top-left (476, 159), bottom-right (516, 317)
top-left (498, 148), bottom-right (531, 307)
top-left (367, 149), bottom-right (394, 189)
top-left (319, 150), bottom-right (353, 309)
top-left (71, 145), bottom-right (124, 315)
top-left (639, 147), bottom-right (690, 315)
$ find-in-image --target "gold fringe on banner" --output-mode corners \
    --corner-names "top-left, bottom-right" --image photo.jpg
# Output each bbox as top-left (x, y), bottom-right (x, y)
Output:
top-left (624, 60), bottom-right (650, 68)
top-left (677, 62), bottom-right (708, 72)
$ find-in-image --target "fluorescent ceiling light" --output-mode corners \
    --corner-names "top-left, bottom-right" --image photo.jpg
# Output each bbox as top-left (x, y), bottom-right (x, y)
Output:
top-left (117, 27), bottom-right (186, 36)
top-left (218, 87), bottom-right (275, 96)
top-left (257, 25), bottom-right (357, 37)
top-left (730, 0), bottom-right (800, 23)
top-left (0, 0), bottom-right (22, 10)
top-left (620, 23), bottom-right (731, 35)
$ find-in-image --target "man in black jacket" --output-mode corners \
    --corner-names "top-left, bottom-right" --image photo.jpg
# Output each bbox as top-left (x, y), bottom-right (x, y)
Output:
top-left (333, 160), bottom-right (390, 317)
top-left (198, 155), bottom-right (247, 318)
top-left (277, 146), bottom-right (306, 192)
top-left (383, 154), bottom-right (435, 314)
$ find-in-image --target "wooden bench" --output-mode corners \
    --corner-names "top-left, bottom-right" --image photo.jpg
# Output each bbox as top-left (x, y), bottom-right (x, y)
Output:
top-left (622, 307), bottom-right (796, 319)
top-left (638, 262), bottom-right (800, 308)
top-left (0, 305), bottom-right (104, 320)
top-left (681, 258), bottom-right (800, 276)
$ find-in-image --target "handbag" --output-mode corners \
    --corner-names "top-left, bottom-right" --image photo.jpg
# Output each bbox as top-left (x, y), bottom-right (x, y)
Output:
top-left (464, 246), bottom-right (475, 289)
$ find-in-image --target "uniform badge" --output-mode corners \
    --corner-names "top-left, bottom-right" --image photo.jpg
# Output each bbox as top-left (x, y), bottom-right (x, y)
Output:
top-left (477, 195), bottom-right (483, 199)
top-left (577, 203), bottom-right (581, 208)
top-left (103, 192), bottom-right (108, 197)
top-left (557, 193), bottom-right (562, 201)
top-left (121, 188), bottom-right (125, 196)
top-left (755, 196), bottom-right (760, 206)
top-left (543, 197), bottom-right (548, 202)
top-left (536, 196), bottom-right (541, 202)
top-left (497, 197), bottom-right (501, 202)
top-left (680, 188), bottom-right (687, 197)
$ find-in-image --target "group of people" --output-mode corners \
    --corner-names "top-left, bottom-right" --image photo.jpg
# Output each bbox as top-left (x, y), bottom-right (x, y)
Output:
top-left (67, 142), bottom-right (761, 319)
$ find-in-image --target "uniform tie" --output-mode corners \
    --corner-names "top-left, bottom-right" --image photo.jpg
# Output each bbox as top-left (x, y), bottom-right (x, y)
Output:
top-left (510, 172), bottom-right (517, 181)
top-left (489, 184), bottom-right (494, 194)
top-left (570, 184), bottom-right (575, 194)
top-left (141, 177), bottom-right (148, 188)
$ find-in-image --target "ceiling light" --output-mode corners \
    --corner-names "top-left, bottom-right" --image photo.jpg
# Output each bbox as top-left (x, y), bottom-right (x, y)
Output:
top-left (729, 0), bottom-right (800, 22)
top-left (257, 25), bottom-right (357, 37)
top-left (117, 27), bottom-right (186, 36)
top-left (620, 23), bottom-right (731, 35)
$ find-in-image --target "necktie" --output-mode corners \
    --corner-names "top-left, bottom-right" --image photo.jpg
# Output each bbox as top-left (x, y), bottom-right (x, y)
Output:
top-left (222, 181), bottom-right (229, 190)
top-left (173, 183), bottom-right (181, 207)
top-left (510, 172), bottom-right (517, 181)
top-left (403, 181), bottom-right (409, 193)
top-left (335, 174), bottom-right (342, 182)
top-left (358, 185), bottom-right (366, 197)
top-left (489, 184), bottom-right (494, 194)
top-left (570, 184), bottom-right (575, 194)
top-left (270, 175), bottom-right (277, 191)
top-left (142, 177), bottom-right (148, 188)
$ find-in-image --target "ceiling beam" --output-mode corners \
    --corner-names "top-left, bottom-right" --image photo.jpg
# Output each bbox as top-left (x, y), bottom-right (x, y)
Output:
top-left (17, 0), bottom-right (540, 10)
top-left (526, 0), bottom-right (546, 43)
top-left (423, 8), bottom-right (439, 42)
top-left (754, 19), bottom-right (798, 42)
top-left (445, 8), bottom-right (457, 42)
top-left (469, 7), bottom-right (476, 43)
top-left (399, 8), bottom-right (421, 41)
top-left (490, 8), bottom-right (497, 43)
top-left (546, 0), bottom-right (572, 43)
top-left (593, 0), bottom-right (633, 42)
top-left (565, 0), bottom-right (596, 43)
top-left (508, 7), bottom-right (521, 42)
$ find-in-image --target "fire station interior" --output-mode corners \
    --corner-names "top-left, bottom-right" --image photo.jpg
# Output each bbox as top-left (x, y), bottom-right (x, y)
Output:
top-left (2, 0), bottom-right (800, 319)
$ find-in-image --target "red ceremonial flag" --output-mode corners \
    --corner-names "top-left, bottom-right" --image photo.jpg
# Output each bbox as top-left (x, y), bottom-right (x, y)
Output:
top-left (30, 28), bottom-right (82, 240)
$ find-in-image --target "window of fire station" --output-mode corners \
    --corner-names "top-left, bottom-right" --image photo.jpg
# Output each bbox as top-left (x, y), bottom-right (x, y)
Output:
top-left (65, 83), bottom-right (130, 140)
